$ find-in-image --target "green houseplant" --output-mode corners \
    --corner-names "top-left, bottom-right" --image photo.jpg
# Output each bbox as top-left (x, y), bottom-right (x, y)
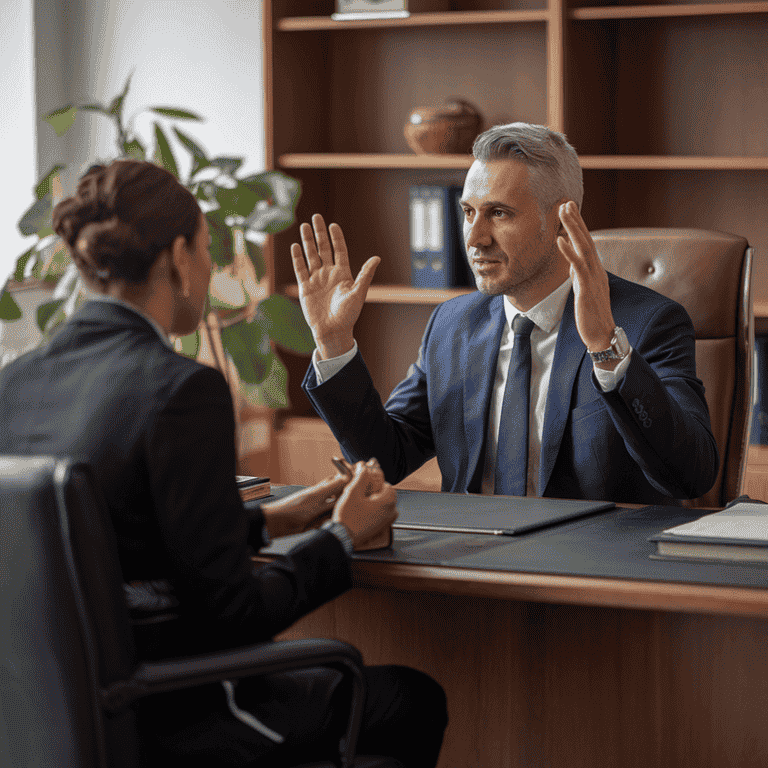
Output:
top-left (0, 75), bottom-right (313, 410)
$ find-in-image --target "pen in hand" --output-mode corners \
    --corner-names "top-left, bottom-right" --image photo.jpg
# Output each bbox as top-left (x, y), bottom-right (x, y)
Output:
top-left (331, 456), bottom-right (354, 479)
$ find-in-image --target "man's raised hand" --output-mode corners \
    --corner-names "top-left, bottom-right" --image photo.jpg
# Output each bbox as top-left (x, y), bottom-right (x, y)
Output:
top-left (557, 201), bottom-right (619, 369)
top-left (290, 213), bottom-right (380, 360)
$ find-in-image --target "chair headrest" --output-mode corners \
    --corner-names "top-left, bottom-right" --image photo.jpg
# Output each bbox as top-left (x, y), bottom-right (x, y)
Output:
top-left (591, 228), bottom-right (748, 338)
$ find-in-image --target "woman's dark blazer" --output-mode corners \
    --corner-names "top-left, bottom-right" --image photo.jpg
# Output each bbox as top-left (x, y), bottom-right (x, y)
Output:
top-left (0, 299), bottom-right (351, 658)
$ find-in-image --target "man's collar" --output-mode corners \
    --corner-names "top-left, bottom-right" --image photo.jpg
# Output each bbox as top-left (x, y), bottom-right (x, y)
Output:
top-left (86, 293), bottom-right (173, 349)
top-left (503, 276), bottom-right (573, 333)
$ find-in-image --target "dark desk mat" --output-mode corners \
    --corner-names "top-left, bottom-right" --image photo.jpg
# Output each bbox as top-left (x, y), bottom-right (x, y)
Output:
top-left (256, 489), bottom-right (768, 589)
top-left (442, 505), bottom-right (768, 589)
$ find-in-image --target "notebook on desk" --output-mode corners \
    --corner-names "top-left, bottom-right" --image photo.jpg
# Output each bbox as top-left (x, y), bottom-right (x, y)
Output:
top-left (393, 489), bottom-right (615, 536)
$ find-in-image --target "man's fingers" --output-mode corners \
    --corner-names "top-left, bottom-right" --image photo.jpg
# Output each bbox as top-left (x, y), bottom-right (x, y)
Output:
top-left (312, 213), bottom-right (334, 265)
top-left (299, 221), bottom-right (322, 271)
top-left (328, 223), bottom-right (349, 270)
top-left (353, 256), bottom-right (381, 294)
top-left (290, 242), bottom-right (310, 283)
top-left (557, 234), bottom-right (577, 264)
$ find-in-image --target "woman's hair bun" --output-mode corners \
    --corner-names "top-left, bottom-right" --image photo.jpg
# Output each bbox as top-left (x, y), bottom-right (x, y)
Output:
top-left (52, 160), bottom-right (200, 285)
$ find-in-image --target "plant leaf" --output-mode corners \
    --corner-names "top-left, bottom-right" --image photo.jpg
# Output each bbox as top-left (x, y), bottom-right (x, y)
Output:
top-left (0, 288), bottom-right (22, 321)
top-left (205, 210), bottom-right (233, 267)
top-left (245, 172), bottom-right (301, 234)
top-left (257, 294), bottom-right (315, 354)
top-left (219, 320), bottom-right (272, 384)
top-left (215, 182), bottom-right (261, 219)
top-left (210, 156), bottom-right (244, 176)
top-left (44, 105), bottom-right (77, 136)
top-left (173, 329), bottom-right (200, 358)
top-left (173, 127), bottom-right (208, 161)
top-left (208, 270), bottom-right (247, 310)
top-left (34, 164), bottom-right (66, 200)
top-left (36, 298), bottom-right (66, 332)
top-left (241, 355), bottom-right (289, 409)
top-left (123, 137), bottom-right (145, 159)
top-left (18, 195), bottom-right (52, 237)
top-left (150, 107), bottom-right (203, 121)
top-left (245, 238), bottom-right (265, 281)
top-left (152, 123), bottom-right (179, 178)
top-left (173, 127), bottom-right (210, 177)
top-left (78, 103), bottom-right (106, 113)
top-left (241, 178), bottom-right (273, 200)
top-left (13, 244), bottom-right (38, 282)
top-left (108, 72), bottom-right (133, 117)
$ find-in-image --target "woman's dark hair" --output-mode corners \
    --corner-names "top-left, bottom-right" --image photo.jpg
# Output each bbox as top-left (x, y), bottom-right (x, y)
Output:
top-left (52, 159), bottom-right (201, 285)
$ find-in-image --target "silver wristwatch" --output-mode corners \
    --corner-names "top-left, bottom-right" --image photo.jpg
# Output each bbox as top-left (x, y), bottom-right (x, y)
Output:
top-left (588, 326), bottom-right (630, 362)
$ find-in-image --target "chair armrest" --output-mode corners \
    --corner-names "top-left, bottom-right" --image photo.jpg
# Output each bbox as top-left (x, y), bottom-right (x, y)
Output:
top-left (101, 638), bottom-right (366, 768)
top-left (102, 637), bottom-right (362, 708)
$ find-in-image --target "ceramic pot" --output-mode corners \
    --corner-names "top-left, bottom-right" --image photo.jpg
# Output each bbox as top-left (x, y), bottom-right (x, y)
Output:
top-left (403, 99), bottom-right (482, 154)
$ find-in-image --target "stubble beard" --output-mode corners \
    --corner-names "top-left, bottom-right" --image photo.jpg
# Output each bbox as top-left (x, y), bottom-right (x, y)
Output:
top-left (471, 237), bottom-right (558, 299)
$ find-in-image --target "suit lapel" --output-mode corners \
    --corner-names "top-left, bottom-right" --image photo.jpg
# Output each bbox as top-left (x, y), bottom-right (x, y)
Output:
top-left (463, 295), bottom-right (506, 490)
top-left (538, 289), bottom-right (587, 494)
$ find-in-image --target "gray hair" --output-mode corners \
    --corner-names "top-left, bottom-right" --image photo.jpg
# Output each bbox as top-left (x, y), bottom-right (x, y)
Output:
top-left (472, 122), bottom-right (583, 214)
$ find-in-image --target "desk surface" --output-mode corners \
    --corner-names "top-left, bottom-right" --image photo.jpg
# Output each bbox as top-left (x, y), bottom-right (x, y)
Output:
top-left (263, 488), bottom-right (768, 768)
top-left (259, 487), bottom-right (768, 619)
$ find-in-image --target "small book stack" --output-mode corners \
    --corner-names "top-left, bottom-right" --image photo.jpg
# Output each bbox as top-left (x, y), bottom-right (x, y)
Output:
top-left (236, 475), bottom-right (271, 502)
top-left (649, 501), bottom-right (768, 563)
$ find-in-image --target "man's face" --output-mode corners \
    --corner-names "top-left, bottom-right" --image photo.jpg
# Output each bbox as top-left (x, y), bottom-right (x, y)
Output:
top-left (460, 159), bottom-right (565, 310)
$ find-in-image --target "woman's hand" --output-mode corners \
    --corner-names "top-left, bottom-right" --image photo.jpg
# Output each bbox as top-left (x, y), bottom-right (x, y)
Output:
top-left (260, 472), bottom-right (349, 539)
top-left (332, 459), bottom-right (398, 550)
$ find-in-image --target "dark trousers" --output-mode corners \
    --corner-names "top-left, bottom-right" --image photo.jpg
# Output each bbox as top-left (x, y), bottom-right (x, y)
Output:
top-left (138, 665), bottom-right (447, 768)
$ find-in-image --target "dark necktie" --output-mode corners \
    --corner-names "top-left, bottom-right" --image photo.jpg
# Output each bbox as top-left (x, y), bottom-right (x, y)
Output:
top-left (494, 314), bottom-right (536, 496)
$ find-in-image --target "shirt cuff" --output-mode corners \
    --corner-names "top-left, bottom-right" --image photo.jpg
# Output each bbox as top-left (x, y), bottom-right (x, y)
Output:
top-left (593, 349), bottom-right (632, 392)
top-left (320, 520), bottom-right (354, 555)
top-left (312, 340), bottom-right (359, 384)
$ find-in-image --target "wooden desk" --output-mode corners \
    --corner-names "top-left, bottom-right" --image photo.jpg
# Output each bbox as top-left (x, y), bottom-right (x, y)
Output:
top-left (269, 502), bottom-right (768, 768)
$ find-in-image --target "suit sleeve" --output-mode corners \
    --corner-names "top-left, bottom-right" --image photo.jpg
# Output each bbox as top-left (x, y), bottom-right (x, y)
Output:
top-left (145, 366), bottom-right (352, 641)
top-left (596, 300), bottom-right (719, 499)
top-left (303, 310), bottom-right (440, 486)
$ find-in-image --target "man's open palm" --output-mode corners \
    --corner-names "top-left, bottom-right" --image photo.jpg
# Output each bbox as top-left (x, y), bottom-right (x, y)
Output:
top-left (290, 214), bottom-right (380, 359)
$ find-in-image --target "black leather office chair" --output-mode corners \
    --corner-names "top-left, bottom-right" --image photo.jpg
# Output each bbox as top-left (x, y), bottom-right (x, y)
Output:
top-left (0, 455), bottom-right (396, 768)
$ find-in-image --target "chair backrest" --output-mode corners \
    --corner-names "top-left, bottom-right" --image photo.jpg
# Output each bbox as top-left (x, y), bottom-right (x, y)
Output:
top-left (0, 456), bottom-right (141, 768)
top-left (592, 228), bottom-right (753, 508)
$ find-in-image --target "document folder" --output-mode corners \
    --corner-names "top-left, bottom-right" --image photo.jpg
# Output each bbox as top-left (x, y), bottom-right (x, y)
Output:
top-left (393, 490), bottom-right (615, 536)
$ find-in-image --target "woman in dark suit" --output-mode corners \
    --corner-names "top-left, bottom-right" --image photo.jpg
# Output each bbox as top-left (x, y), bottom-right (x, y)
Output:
top-left (0, 159), bottom-right (446, 767)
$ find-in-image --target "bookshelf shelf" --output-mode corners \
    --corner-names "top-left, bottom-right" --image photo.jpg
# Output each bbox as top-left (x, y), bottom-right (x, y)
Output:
top-left (276, 10), bottom-right (550, 32)
top-left (579, 156), bottom-right (768, 170)
top-left (284, 283), bottom-right (474, 306)
top-left (279, 154), bottom-right (768, 171)
top-left (278, 153), bottom-right (474, 169)
top-left (570, 2), bottom-right (768, 21)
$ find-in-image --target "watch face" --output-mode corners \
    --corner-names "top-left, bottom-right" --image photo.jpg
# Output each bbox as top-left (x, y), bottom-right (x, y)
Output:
top-left (590, 327), bottom-right (629, 361)
top-left (613, 327), bottom-right (630, 357)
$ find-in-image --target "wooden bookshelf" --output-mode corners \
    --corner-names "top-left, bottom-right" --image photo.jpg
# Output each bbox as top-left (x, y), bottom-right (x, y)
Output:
top-left (263, 0), bottom-right (768, 487)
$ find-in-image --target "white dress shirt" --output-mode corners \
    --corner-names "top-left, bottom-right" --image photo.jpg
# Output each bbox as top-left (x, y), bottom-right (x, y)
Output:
top-left (313, 278), bottom-right (631, 496)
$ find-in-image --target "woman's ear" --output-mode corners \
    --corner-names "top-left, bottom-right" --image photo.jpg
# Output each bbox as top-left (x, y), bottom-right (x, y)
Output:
top-left (169, 234), bottom-right (192, 298)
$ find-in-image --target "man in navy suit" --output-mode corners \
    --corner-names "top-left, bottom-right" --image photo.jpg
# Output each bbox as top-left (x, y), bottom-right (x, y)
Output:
top-left (290, 122), bottom-right (718, 505)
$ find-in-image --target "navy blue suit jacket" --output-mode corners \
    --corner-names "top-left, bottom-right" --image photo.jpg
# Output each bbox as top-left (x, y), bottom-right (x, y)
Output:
top-left (304, 274), bottom-right (719, 505)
